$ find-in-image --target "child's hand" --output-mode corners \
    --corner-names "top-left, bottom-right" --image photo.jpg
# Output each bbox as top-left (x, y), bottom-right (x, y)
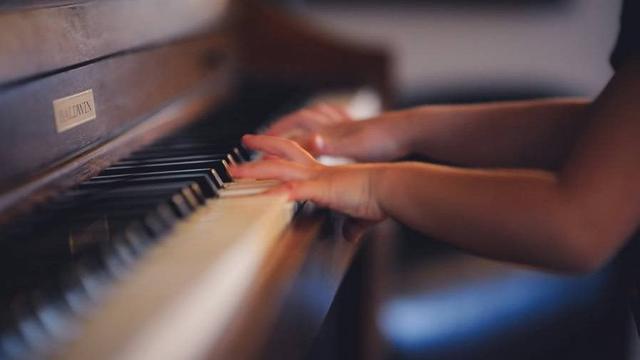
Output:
top-left (229, 134), bottom-right (387, 221)
top-left (265, 103), bottom-right (352, 138)
top-left (265, 104), bottom-right (408, 162)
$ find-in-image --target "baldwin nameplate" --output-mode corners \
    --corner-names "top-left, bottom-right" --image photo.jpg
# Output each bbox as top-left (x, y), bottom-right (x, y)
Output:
top-left (53, 89), bottom-right (97, 133)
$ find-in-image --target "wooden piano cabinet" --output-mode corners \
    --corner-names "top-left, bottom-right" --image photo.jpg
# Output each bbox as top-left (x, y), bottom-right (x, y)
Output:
top-left (308, 220), bottom-right (395, 360)
top-left (232, 0), bottom-right (392, 108)
top-left (208, 209), bottom-right (395, 360)
top-left (0, 30), bottom-right (234, 226)
top-left (0, 1), bottom-right (392, 359)
top-left (304, 232), bottom-right (379, 360)
top-left (0, 0), bottom-right (229, 85)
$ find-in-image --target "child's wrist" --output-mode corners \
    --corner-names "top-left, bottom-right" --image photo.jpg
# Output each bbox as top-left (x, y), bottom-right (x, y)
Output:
top-left (369, 164), bottom-right (394, 217)
top-left (385, 109), bottom-right (426, 158)
top-left (367, 113), bottom-right (413, 160)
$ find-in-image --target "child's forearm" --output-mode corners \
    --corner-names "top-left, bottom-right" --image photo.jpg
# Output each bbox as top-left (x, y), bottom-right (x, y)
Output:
top-left (387, 98), bottom-right (590, 168)
top-left (372, 162), bottom-right (601, 272)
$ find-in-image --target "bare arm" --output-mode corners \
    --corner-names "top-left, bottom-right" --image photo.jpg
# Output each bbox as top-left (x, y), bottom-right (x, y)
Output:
top-left (393, 98), bottom-right (589, 169)
top-left (374, 59), bottom-right (640, 271)
top-left (268, 98), bottom-right (590, 169)
top-left (232, 58), bottom-right (640, 273)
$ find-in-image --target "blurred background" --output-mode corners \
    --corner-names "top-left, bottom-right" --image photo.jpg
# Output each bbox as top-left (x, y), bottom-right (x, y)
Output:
top-left (275, 0), bottom-right (619, 106)
top-left (263, 1), bottom-right (637, 359)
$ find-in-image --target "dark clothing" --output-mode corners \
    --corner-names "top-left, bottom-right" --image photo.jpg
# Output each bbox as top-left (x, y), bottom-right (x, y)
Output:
top-left (610, 0), bottom-right (640, 333)
top-left (625, 238), bottom-right (640, 333)
top-left (611, 0), bottom-right (640, 69)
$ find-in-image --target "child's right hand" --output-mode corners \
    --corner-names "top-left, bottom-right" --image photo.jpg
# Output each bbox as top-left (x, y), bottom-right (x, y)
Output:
top-left (229, 134), bottom-right (388, 222)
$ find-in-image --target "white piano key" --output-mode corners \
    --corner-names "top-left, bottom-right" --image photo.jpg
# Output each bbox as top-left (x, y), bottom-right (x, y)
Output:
top-left (219, 179), bottom-right (281, 198)
top-left (57, 193), bottom-right (294, 360)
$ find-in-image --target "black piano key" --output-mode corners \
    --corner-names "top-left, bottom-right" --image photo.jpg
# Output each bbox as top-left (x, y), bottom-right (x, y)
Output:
top-left (45, 198), bottom-right (168, 217)
top-left (63, 182), bottom-right (205, 214)
top-left (86, 202), bottom-right (177, 233)
top-left (25, 193), bottom-right (184, 239)
top-left (169, 193), bottom-right (193, 218)
top-left (73, 207), bottom-right (173, 239)
top-left (58, 194), bottom-right (196, 239)
top-left (151, 202), bottom-right (179, 228)
top-left (122, 222), bottom-right (154, 256)
top-left (31, 290), bottom-right (75, 344)
top-left (96, 241), bottom-right (131, 280)
top-left (116, 153), bottom-right (232, 166)
top-left (65, 187), bottom-right (194, 219)
top-left (1, 183), bottom-right (203, 271)
top-left (128, 144), bottom-right (247, 163)
top-left (100, 160), bottom-right (231, 183)
top-left (62, 195), bottom-right (186, 228)
top-left (230, 145), bottom-right (250, 163)
top-left (110, 241), bottom-right (138, 270)
top-left (59, 272), bottom-right (93, 316)
top-left (139, 212), bottom-right (170, 238)
top-left (0, 131), bottom-right (262, 355)
top-left (90, 168), bottom-right (225, 191)
top-left (43, 191), bottom-right (171, 214)
top-left (12, 301), bottom-right (50, 354)
top-left (81, 174), bottom-right (219, 198)
top-left (138, 141), bottom-right (237, 151)
top-left (68, 181), bottom-right (201, 197)
top-left (76, 262), bottom-right (111, 305)
top-left (89, 182), bottom-right (205, 209)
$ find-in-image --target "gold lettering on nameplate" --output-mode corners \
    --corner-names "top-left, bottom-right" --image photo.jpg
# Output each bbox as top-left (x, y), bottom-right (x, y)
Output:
top-left (53, 89), bottom-right (96, 133)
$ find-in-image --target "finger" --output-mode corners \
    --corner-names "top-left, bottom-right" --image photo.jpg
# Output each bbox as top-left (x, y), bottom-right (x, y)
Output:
top-left (265, 181), bottom-right (320, 202)
top-left (228, 159), bottom-right (314, 181)
top-left (242, 134), bottom-right (316, 165)
top-left (261, 154), bottom-right (282, 161)
top-left (307, 134), bottom-right (329, 156)
top-left (265, 109), bottom-right (328, 136)
top-left (293, 109), bottom-right (335, 129)
top-left (264, 114), bottom-right (302, 136)
top-left (312, 103), bottom-right (351, 123)
top-left (280, 132), bottom-right (324, 157)
top-left (288, 132), bottom-right (341, 158)
top-left (283, 179), bottom-right (329, 206)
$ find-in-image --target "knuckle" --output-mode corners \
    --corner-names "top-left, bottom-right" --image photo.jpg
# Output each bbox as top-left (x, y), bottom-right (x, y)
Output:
top-left (285, 181), bottom-right (301, 197)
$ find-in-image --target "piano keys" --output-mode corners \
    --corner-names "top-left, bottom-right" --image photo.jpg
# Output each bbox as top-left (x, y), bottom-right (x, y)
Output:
top-left (0, 0), bottom-right (390, 358)
top-left (0, 105), bottom-right (370, 359)
top-left (0, 125), bottom-right (291, 359)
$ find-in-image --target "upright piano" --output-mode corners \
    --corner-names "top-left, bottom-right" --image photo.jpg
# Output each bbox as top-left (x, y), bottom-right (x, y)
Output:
top-left (0, 1), bottom-right (390, 359)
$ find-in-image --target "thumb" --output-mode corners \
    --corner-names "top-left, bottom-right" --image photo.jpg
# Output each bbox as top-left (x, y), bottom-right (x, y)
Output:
top-left (288, 133), bottom-right (327, 157)
top-left (278, 180), bottom-right (328, 207)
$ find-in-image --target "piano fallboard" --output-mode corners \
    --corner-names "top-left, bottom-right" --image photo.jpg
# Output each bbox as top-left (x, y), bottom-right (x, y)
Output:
top-left (0, 0), bottom-right (230, 85)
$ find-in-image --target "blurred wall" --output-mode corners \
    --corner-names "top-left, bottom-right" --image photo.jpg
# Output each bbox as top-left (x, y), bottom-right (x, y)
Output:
top-left (295, 0), bottom-right (622, 102)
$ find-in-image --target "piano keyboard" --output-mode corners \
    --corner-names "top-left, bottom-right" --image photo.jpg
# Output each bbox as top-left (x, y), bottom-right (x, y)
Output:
top-left (0, 132), bottom-right (295, 359)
